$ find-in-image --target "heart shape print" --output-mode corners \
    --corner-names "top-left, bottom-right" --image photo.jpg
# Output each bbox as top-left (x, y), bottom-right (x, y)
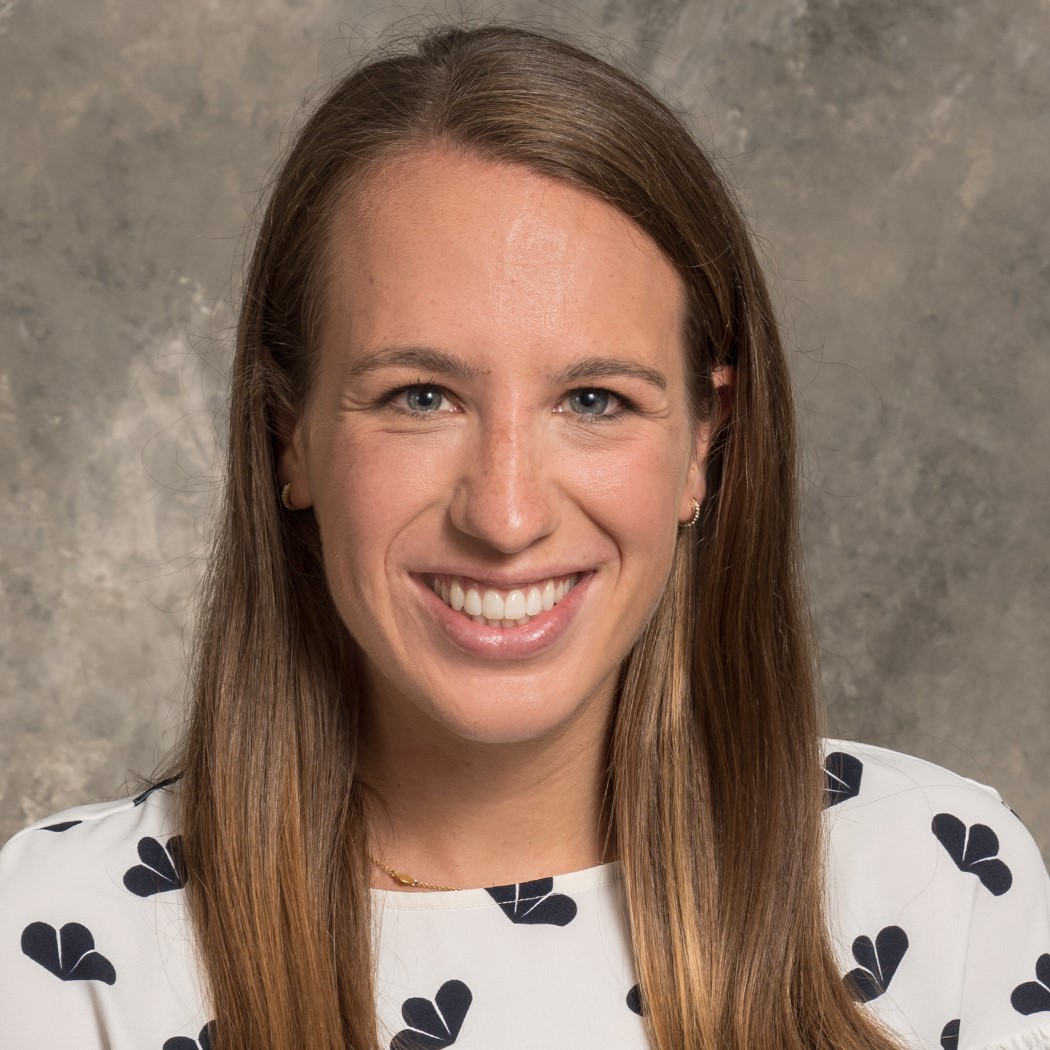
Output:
top-left (823, 752), bottom-right (863, 808)
top-left (21, 921), bottom-right (116, 984)
top-left (843, 925), bottom-right (908, 1003)
top-left (486, 877), bottom-right (577, 926)
top-left (940, 1019), bottom-right (960, 1050)
top-left (123, 835), bottom-right (186, 897)
top-left (931, 813), bottom-right (1013, 896)
top-left (1011, 953), bottom-right (1050, 1015)
top-left (391, 979), bottom-right (472, 1049)
top-left (163, 1022), bottom-right (214, 1050)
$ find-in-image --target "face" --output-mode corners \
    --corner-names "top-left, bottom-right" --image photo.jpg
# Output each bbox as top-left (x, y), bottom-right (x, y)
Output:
top-left (283, 149), bottom-right (727, 749)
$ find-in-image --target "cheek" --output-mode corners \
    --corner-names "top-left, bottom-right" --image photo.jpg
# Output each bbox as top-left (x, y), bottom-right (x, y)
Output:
top-left (308, 429), bottom-right (453, 594)
top-left (570, 436), bottom-right (686, 650)
top-left (571, 432), bottom-right (689, 539)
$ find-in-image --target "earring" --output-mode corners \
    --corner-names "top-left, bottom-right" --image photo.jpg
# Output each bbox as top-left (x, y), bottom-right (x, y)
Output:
top-left (679, 497), bottom-right (700, 529)
top-left (280, 482), bottom-right (295, 511)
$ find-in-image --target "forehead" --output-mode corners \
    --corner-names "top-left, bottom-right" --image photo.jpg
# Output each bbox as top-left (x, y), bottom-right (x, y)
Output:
top-left (319, 148), bottom-right (688, 377)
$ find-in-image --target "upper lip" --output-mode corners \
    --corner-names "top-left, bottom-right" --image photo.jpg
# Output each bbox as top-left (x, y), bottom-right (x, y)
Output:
top-left (413, 568), bottom-right (591, 590)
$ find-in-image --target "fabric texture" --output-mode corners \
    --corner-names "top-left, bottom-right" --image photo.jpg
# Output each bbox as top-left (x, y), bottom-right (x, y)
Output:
top-left (0, 739), bottom-right (1048, 1049)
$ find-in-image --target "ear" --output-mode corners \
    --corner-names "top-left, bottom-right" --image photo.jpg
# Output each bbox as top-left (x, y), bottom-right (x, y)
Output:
top-left (277, 414), bottom-right (313, 511)
top-left (680, 365), bottom-right (734, 521)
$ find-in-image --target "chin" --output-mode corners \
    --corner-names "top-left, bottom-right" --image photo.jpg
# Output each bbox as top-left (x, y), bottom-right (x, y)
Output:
top-left (389, 668), bottom-right (617, 749)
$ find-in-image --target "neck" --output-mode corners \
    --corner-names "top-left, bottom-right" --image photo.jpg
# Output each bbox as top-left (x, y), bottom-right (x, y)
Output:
top-left (358, 690), bottom-right (615, 891)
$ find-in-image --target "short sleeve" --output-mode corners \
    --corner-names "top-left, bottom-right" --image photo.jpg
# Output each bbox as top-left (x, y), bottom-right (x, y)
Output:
top-left (0, 791), bottom-right (209, 1050)
top-left (823, 740), bottom-right (1050, 1050)
top-left (954, 792), bottom-right (1050, 1050)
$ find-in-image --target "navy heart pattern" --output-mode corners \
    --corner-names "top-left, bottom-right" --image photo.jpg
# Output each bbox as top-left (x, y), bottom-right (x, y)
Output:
top-left (8, 748), bottom-right (1047, 1043)
top-left (843, 925), bottom-right (909, 1003)
top-left (21, 921), bottom-right (116, 984)
top-left (1011, 953), bottom-right (1050, 1015)
top-left (163, 1022), bottom-right (214, 1050)
top-left (486, 877), bottom-right (577, 926)
top-left (39, 820), bottom-right (83, 833)
top-left (391, 979), bottom-right (472, 1050)
top-left (824, 752), bottom-right (863, 808)
top-left (123, 835), bottom-right (186, 897)
top-left (626, 983), bottom-right (645, 1016)
top-left (940, 1019), bottom-right (960, 1050)
top-left (932, 814), bottom-right (1013, 896)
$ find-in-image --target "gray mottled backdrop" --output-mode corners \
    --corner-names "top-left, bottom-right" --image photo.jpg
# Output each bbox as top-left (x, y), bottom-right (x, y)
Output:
top-left (2, 0), bottom-right (1047, 856)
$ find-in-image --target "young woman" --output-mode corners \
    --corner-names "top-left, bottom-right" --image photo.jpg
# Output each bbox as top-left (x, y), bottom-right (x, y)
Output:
top-left (1, 24), bottom-right (1048, 1050)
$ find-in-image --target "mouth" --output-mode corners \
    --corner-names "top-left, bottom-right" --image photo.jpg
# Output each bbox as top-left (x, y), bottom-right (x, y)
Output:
top-left (428, 573), bottom-right (580, 629)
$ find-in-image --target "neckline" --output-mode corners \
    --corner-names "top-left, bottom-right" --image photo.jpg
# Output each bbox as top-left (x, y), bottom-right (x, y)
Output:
top-left (370, 859), bottom-right (623, 911)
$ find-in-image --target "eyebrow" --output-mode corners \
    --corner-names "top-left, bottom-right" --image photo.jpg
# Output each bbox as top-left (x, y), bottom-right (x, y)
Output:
top-left (347, 345), bottom-right (668, 392)
top-left (552, 356), bottom-right (668, 392)
top-left (347, 346), bottom-right (485, 383)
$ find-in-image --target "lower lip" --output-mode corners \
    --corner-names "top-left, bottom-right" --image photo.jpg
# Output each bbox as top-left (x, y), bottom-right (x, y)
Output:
top-left (412, 573), bottom-right (593, 660)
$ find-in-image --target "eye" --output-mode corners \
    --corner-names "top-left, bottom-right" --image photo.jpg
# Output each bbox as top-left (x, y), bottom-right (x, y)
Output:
top-left (389, 385), bottom-right (456, 414)
top-left (556, 388), bottom-right (625, 417)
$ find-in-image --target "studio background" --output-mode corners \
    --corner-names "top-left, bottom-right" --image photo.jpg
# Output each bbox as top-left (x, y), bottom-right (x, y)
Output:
top-left (1, 0), bottom-right (1047, 857)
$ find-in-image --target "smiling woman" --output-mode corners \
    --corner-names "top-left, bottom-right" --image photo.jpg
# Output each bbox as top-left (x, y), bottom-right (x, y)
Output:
top-left (1, 22), bottom-right (1049, 1050)
top-left (282, 151), bottom-right (718, 751)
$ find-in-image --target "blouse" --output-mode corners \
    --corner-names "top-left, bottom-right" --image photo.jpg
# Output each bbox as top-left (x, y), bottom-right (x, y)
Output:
top-left (0, 739), bottom-right (1048, 1049)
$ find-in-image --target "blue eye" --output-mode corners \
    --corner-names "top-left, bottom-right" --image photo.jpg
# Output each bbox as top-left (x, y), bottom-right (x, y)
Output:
top-left (561, 388), bottom-right (623, 416)
top-left (393, 386), bottom-right (451, 413)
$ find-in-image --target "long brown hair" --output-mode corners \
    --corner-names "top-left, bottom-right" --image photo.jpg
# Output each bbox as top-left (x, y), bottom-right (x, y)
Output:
top-left (171, 24), bottom-right (900, 1050)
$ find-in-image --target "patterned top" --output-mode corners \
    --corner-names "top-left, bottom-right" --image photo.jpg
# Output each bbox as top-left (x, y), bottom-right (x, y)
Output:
top-left (0, 740), bottom-right (1048, 1050)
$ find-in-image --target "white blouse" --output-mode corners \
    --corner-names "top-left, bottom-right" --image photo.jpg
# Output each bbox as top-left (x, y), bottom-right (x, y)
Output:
top-left (1, 739), bottom-right (1048, 1050)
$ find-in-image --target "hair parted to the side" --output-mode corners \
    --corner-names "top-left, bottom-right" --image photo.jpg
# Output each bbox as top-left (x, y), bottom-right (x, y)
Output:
top-left (169, 24), bottom-right (903, 1050)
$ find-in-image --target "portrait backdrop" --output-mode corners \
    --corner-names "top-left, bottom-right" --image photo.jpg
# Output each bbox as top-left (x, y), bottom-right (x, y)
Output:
top-left (1, 0), bottom-right (1047, 857)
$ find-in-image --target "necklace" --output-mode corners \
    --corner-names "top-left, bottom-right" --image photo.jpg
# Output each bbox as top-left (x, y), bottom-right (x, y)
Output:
top-left (368, 852), bottom-right (463, 892)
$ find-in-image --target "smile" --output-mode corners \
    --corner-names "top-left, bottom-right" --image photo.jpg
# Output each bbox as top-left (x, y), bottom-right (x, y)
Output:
top-left (429, 574), bottom-right (580, 629)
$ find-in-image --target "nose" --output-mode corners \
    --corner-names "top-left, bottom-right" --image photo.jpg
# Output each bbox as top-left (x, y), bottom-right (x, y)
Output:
top-left (448, 412), bottom-right (560, 554)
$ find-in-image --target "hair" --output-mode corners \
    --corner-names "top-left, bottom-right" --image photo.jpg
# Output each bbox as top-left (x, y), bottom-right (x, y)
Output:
top-left (169, 23), bottom-right (901, 1050)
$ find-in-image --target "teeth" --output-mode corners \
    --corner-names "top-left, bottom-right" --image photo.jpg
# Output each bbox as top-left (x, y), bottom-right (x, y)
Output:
top-left (542, 579), bottom-right (556, 611)
top-left (504, 589), bottom-right (526, 619)
top-left (481, 589), bottom-right (504, 620)
top-left (431, 573), bottom-right (579, 628)
top-left (449, 579), bottom-right (465, 611)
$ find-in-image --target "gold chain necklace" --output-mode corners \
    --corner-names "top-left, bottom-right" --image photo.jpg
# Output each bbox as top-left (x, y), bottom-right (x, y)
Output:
top-left (368, 852), bottom-right (463, 892)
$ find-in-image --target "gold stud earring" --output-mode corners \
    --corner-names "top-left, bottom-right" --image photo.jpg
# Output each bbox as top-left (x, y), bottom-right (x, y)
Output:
top-left (679, 497), bottom-right (700, 528)
top-left (280, 482), bottom-right (295, 511)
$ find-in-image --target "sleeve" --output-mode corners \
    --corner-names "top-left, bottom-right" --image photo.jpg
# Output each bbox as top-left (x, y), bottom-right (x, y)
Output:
top-left (957, 795), bottom-right (1050, 1050)
top-left (823, 741), bottom-right (1050, 1050)
top-left (0, 796), bottom-right (209, 1050)
top-left (0, 822), bottom-right (119, 1049)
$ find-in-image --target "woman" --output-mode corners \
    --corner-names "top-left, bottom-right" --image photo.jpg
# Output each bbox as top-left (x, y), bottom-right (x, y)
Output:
top-left (1, 23), bottom-right (1048, 1050)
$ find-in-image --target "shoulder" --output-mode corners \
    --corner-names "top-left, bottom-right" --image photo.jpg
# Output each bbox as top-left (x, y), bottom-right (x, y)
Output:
top-left (819, 738), bottom-right (1044, 897)
top-left (0, 780), bottom-right (207, 1049)
top-left (821, 737), bottom-right (1023, 826)
top-left (3, 776), bottom-right (180, 837)
top-left (0, 778), bottom-right (180, 899)
top-left (821, 739), bottom-right (1050, 1050)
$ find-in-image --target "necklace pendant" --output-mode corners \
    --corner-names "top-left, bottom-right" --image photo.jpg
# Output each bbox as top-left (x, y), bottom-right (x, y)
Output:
top-left (392, 871), bottom-right (416, 887)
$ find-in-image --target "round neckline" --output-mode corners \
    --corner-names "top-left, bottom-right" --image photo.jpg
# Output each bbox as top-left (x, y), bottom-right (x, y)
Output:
top-left (370, 859), bottom-right (623, 911)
